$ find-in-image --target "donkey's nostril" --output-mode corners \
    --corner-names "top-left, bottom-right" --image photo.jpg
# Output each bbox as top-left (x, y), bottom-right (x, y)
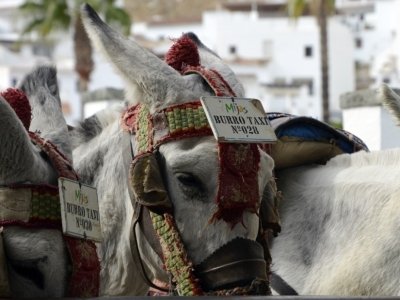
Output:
top-left (9, 257), bottom-right (47, 290)
top-left (38, 94), bottom-right (46, 105)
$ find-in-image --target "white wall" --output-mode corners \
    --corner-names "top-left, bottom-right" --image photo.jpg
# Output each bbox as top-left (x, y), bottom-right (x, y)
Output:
top-left (201, 11), bottom-right (354, 120)
top-left (381, 107), bottom-right (400, 149)
top-left (0, 66), bottom-right (10, 90)
top-left (329, 20), bottom-right (355, 114)
top-left (343, 106), bottom-right (381, 150)
top-left (52, 35), bottom-right (126, 124)
top-left (0, 1), bottom-right (356, 124)
top-left (343, 105), bottom-right (400, 150)
top-left (133, 22), bottom-right (203, 42)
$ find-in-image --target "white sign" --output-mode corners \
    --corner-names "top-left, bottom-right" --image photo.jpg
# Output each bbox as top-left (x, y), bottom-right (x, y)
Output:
top-left (200, 96), bottom-right (277, 143)
top-left (58, 178), bottom-right (102, 242)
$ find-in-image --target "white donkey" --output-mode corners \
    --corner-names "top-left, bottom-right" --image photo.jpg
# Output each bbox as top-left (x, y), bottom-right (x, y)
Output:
top-left (0, 66), bottom-right (71, 298)
top-left (1, 6), bottom-right (278, 297)
top-left (270, 84), bottom-right (400, 296)
top-left (69, 3), bottom-right (278, 297)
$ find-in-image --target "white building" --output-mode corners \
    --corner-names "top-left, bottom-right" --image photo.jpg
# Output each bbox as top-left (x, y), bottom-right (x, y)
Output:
top-left (340, 88), bottom-right (400, 150)
top-left (336, 0), bottom-right (400, 150)
top-left (337, 0), bottom-right (400, 89)
top-left (133, 2), bottom-right (355, 121)
top-left (0, 0), bottom-right (124, 124)
top-left (1, 0), bottom-right (400, 131)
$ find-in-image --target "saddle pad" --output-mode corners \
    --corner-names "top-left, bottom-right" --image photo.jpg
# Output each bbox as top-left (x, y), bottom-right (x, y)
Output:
top-left (267, 113), bottom-right (369, 169)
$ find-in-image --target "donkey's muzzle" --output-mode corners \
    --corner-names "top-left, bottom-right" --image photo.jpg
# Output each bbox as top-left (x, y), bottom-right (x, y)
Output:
top-left (194, 238), bottom-right (268, 292)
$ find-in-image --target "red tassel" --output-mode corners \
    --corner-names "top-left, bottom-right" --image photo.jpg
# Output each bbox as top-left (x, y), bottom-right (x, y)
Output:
top-left (165, 35), bottom-right (200, 72)
top-left (1, 88), bottom-right (32, 130)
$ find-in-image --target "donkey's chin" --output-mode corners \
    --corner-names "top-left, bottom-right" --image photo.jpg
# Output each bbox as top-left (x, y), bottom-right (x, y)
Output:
top-left (194, 237), bottom-right (270, 295)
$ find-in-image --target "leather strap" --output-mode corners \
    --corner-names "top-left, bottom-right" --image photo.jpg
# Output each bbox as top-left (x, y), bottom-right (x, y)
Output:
top-left (139, 207), bottom-right (164, 262)
top-left (130, 203), bottom-right (169, 293)
top-left (0, 228), bottom-right (10, 298)
top-left (270, 272), bottom-right (298, 295)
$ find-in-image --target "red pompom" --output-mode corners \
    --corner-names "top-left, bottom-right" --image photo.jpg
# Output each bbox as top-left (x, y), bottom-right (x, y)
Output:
top-left (1, 88), bottom-right (32, 130)
top-left (165, 35), bottom-right (200, 72)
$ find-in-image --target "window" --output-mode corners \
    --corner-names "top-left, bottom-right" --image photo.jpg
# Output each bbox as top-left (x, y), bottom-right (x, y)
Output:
top-left (304, 46), bottom-right (313, 57)
top-left (355, 37), bottom-right (363, 48)
top-left (263, 40), bottom-right (273, 59)
top-left (11, 77), bottom-right (18, 87)
top-left (229, 45), bottom-right (237, 55)
top-left (32, 43), bottom-right (53, 58)
top-left (293, 78), bottom-right (314, 96)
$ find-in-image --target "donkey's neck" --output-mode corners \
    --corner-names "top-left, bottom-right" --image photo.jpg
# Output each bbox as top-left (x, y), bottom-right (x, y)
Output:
top-left (73, 119), bottom-right (147, 295)
top-left (0, 99), bottom-right (57, 185)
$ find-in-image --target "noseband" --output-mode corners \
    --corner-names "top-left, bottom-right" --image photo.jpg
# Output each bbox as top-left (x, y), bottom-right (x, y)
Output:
top-left (123, 65), bottom-right (278, 295)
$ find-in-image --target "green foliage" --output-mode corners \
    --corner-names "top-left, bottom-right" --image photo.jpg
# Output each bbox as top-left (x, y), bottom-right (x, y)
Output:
top-left (287, 0), bottom-right (336, 19)
top-left (19, 0), bottom-right (70, 37)
top-left (328, 120), bottom-right (342, 130)
top-left (287, 0), bottom-right (306, 19)
top-left (19, 0), bottom-right (131, 37)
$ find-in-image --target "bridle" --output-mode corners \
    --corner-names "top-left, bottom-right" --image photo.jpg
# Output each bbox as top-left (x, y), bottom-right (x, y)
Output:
top-left (122, 64), bottom-right (280, 295)
top-left (0, 131), bottom-right (100, 297)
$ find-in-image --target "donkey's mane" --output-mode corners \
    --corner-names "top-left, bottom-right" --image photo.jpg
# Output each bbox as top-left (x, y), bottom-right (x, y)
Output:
top-left (71, 102), bottom-right (127, 148)
top-left (19, 65), bottom-right (60, 102)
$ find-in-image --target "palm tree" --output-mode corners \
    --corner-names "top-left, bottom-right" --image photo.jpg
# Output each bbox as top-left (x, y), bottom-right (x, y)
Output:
top-left (19, 0), bottom-right (131, 93)
top-left (287, 0), bottom-right (335, 123)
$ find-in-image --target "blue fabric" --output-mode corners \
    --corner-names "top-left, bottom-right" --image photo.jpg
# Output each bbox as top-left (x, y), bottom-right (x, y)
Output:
top-left (277, 124), bottom-right (355, 154)
top-left (267, 113), bottom-right (368, 154)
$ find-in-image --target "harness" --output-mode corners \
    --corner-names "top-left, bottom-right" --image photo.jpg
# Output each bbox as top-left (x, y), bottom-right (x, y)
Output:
top-left (122, 65), bottom-right (280, 295)
top-left (0, 132), bottom-right (100, 297)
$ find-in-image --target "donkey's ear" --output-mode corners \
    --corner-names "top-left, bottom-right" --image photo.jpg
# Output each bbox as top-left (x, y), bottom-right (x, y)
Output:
top-left (184, 33), bottom-right (245, 97)
top-left (81, 4), bottom-right (187, 107)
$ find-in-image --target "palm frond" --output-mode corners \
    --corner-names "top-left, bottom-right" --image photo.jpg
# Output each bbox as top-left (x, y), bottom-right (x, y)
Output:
top-left (287, 0), bottom-right (307, 19)
top-left (19, 1), bottom-right (44, 13)
top-left (21, 18), bottom-right (45, 36)
top-left (105, 7), bottom-right (131, 36)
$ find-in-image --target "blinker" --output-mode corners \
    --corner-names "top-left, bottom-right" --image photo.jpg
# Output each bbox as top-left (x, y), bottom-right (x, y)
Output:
top-left (129, 152), bottom-right (173, 214)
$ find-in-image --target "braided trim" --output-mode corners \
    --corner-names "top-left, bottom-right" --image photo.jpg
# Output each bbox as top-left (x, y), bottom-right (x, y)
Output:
top-left (0, 184), bottom-right (61, 228)
top-left (150, 212), bottom-right (203, 296)
top-left (122, 101), bottom-right (213, 155)
top-left (153, 101), bottom-right (212, 148)
top-left (165, 102), bottom-right (208, 132)
top-left (136, 105), bottom-right (153, 154)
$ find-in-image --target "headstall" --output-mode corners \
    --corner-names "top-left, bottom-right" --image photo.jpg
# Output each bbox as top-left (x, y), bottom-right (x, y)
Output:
top-left (0, 88), bottom-right (100, 298)
top-left (122, 62), bottom-right (270, 295)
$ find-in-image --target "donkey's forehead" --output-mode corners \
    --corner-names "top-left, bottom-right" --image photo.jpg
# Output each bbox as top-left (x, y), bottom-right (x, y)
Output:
top-left (159, 136), bottom-right (217, 166)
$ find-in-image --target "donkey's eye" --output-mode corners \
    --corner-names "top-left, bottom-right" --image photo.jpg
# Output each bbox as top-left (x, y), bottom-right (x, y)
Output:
top-left (176, 172), bottom-right (201, 188)
top-left (175, 172), bottom-right (207, 200)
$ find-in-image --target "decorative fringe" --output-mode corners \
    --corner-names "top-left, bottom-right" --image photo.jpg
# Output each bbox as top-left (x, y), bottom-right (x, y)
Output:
top-left (1, 88), bottom-right (32, 130)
